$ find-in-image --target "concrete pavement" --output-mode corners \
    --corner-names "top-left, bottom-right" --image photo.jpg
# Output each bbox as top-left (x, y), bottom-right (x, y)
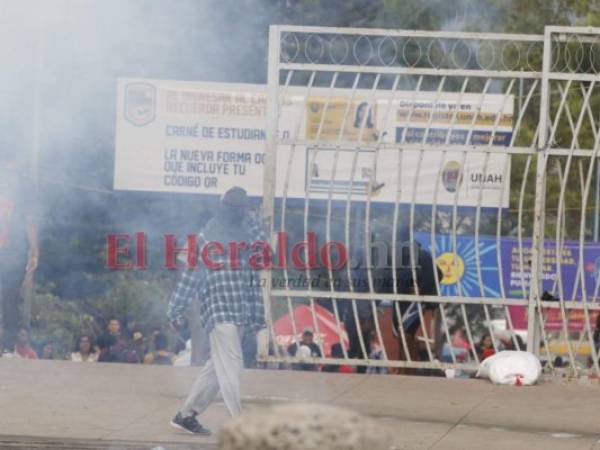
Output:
top-left (0, 358), bottom-right (599, 449)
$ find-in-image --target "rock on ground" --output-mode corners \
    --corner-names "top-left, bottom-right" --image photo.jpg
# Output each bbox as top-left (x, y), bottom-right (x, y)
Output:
top-left (218, 403), bottom-right (393, 450)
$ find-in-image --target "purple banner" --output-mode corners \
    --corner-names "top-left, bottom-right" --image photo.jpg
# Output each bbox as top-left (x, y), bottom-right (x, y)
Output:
top-left (500, 238), bottom-right (600, 301)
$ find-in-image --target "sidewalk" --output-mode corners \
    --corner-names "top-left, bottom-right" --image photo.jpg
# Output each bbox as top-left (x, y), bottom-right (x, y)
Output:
top-left (0, 358), bottom-right (598, 449)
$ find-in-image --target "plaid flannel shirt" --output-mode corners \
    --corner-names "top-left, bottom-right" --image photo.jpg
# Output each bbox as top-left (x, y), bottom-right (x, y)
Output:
top-left (167, 211), bottom-right (267, 333)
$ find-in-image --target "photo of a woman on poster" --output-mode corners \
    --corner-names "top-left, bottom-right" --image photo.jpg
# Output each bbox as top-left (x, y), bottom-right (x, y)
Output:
top-left (353, 101), bottom-right (374, 129)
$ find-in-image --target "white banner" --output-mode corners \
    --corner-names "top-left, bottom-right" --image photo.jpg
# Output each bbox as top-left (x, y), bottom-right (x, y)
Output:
top-left (115, 79), bottom-right (270, 196)
top-left (114, 78), bottom-right (513, 207)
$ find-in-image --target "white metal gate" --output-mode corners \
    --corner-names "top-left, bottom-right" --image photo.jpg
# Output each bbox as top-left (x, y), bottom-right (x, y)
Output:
top-left (261, 25), bottom-right (600, 376)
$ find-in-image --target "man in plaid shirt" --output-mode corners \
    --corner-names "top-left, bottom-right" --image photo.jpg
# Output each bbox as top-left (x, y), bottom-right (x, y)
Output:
top-left (168, 187), bottom-right (267, 436)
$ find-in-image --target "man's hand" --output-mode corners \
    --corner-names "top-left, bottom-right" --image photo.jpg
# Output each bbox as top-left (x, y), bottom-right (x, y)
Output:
top-left (26, 251), bottom-right (39, 273)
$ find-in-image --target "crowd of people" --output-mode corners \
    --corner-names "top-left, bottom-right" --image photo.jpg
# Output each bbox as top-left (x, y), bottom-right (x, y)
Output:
top-left (1, 318), bottom-right (178, 366)
top-left (277, 324), bottom-right (523, 376)
top-left (0, 319), bottom-right (497, 367)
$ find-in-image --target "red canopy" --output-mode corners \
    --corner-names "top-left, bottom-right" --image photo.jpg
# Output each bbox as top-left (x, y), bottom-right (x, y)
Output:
top-left (273, 304), bottom-right (349, 357)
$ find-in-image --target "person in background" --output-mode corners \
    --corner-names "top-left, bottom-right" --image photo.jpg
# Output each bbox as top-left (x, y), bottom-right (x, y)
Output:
top-left (14, 327), bottom-right (37, 359)
top-left (323, 343), bottom-right (354, 374)
top-left (144, 332), bottom-right (175, 365)
top-left (71, 335), bottom-right (98, 362)
top-left (123, 315), bottom-right (139, 340)
top-left (287, 328), bottom-right (322, 371)
top-left (554, 356), bottom-right (567, 368)
top-left (112, 333), bottom-right (139, 363)
top-left (366, 331), bottom-right (387, 374)
top-left (145, 327), bottom-right (160, 351)
top-left (39, 341), bottom-right (55, 360)
top-left (477, 334), bottom-right (495, 360)
top-left (106, 318), bottom-right (121, 337)
top-left (98, 317), bottom-right (137, 363)
top-left (131, 331), bottom-right (147, 363)
top-left (441, 325), bottom-right (471, 363)
top-left (96, 334), bottom-right (118, 363)
top-left (502, 334), bottom-right (525, 351)
top-left (0, 151), bottom-right (39, 354)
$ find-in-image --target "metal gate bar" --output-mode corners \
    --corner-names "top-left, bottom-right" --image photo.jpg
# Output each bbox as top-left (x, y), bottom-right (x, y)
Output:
top-left (262, 25), bottom-right (600, 377)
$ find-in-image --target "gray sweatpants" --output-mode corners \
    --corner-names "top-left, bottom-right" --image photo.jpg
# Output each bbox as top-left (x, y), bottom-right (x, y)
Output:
top-left (189, 300), bottom-right (210, 366)
top-left (180, 323), bottom-right (243, 418)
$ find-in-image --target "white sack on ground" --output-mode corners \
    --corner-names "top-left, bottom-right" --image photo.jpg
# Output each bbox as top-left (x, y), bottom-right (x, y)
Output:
top-left (476, 351), bottom-right (542, 385)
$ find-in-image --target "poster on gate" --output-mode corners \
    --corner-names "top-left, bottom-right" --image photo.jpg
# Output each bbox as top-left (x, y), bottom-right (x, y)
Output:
top-left (508, 306), bottom-right (600, 332)
top-left (114, 79), bottom-right (513, 207)
top-left (414, 232), bottom-right (502, 298)
top-left (414, 231), bottom-right (600, 331)
top-left (501, 238), bottom-right (600, 332)
top-left (499, 238), bottom-right (600, 301)
top-left (288, 90), bottom-right (513, 207)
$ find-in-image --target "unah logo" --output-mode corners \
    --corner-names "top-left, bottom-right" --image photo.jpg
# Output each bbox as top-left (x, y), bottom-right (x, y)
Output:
top-left (441, 161), bottom-right (463, 193)
top-left (124, 82), bottom-right (156, 126)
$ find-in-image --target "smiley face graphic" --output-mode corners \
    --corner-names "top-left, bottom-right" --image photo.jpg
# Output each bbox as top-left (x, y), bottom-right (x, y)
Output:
top-left (436, 252), bottom-right (465, 285)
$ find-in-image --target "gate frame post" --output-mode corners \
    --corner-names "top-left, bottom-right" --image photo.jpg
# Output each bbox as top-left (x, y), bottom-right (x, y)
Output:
top-left (264, 25), bottom-right (281, 229)
top-left (527, 26), bottom-right (553, 355)
top-left (261, 25), bottom-right (282, 355)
